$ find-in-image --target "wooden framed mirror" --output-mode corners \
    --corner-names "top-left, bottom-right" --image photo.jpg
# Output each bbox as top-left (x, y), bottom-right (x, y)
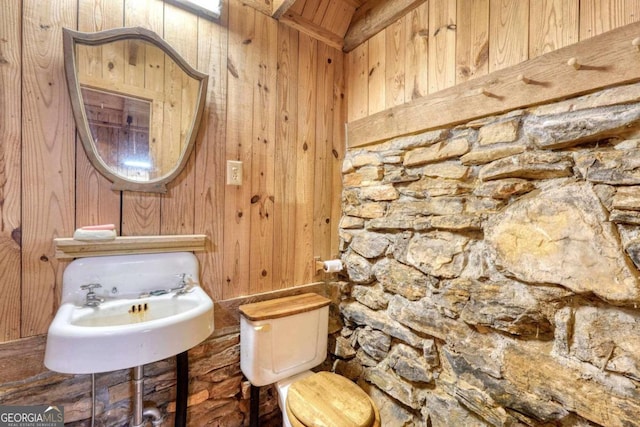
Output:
top-left (63, 27), bottom-right (208, 193)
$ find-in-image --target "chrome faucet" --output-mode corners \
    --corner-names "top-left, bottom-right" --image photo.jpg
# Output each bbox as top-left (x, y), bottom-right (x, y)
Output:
top-left (141, 274), bottom-right (197, 298)
top-left (81, 283), bottom-right (104, 307)
top-left (171, 273), bottom-right (195, 294)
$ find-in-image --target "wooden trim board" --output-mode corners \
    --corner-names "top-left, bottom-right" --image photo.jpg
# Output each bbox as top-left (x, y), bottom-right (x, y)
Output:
top-left (347, 21), bottom-right (640, 148)
top-left (53, 234), bottom-right (207, 259)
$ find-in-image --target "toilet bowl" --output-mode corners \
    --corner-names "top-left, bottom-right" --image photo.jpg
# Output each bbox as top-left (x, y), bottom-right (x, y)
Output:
top-left (239, 293), bottom-right (380, 427)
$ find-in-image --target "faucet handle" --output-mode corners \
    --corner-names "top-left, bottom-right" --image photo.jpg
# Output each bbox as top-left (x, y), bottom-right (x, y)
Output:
top-left (81, 283), bottom-right (102, 292)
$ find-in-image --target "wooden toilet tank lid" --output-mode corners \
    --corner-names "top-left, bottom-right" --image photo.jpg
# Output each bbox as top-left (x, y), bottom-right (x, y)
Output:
top-left (287, 371), bottom-right (375, 427)
top-left (238, 293), bottom-right (331, 321)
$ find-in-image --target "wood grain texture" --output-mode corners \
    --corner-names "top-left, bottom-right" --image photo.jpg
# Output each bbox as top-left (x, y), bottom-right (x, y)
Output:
top-left (279, 11), bottom-right (344, 49)
top-left (385, 17), bottom-right (406, 109)
top-left (330, 48), bottom-right (345, 258)
top-left (367, 31), bottom-right (386, 115)
top-left (347, 20), bottom-right (640, 148)
top-left (404, 2), bottom-right (429, 101)
top-left (53, 234), bottom-right (206, 259)
top-left (273, 24), bottom-right (299, 290)
top-left (224, 0), bottom-right (255, 298)
top-left (75, 0), bottom-right (123, 233)
top-left (21, 0), bottom-right (77, 337)
top-left (428, 0), bottom-right (456, 93)
top-left (294, 33), bottom-right (318, 286)
top-left (213, 282), bottom-right (326, 335)
top-left (346, 42), bottom-right (368, 121)
top-left (343, 0), bottom-right (426, 52)
top-left (0, 0), bottom-right (22, 342)
top-left (313, 42), bottom-right (335, 276)
top-left (529, 0), bottom-right (578, 58)
top-left (3, 0), bottom-right (347, 345)
top-left (160, 4), bottom-right (198, 235)
top-left (321, 0), bottom-right (356, 39)
top-left (0, 336), bottom-right (48, 383)
top-left (273, 0), bottom-right (298, 18)
top-left (238, 292), bottom-right (330, 321)
top-left (455, 0), bottom-right (489, 83)
top-left (301, 0), bottom-right (323, 20)
top-left (311, 0), bottom-right (332, 25)
top-left (194, 15), bottom-right (228, 301)
top-left (249, 11), bottom-right (277, 294)
top-left (489, 0), bottom-right (529, 72)
top-left (579, 0), bottom-right (640, 41)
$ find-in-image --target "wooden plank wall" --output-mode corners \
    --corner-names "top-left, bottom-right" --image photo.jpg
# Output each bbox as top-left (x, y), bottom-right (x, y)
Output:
top-left (347, 0), bottom-right (640, 122)
top-left (0, 0), bottom-right (345, 343)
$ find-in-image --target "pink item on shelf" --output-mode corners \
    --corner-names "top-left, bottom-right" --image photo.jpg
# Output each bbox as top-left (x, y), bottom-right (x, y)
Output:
top-left (81, 224), bottom-right (116, 231)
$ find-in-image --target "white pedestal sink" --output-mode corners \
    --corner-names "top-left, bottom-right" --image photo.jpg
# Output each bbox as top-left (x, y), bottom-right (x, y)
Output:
top-left (44, 252), bottom-right (214, 374)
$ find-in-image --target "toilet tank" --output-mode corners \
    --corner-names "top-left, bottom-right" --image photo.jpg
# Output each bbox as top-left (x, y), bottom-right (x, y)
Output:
top-left (239, 293), bottom-right (331, 386)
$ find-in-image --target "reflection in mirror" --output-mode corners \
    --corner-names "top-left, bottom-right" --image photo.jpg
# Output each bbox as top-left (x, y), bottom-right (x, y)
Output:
top-left (81, 88), bottom-right (153, 181)
top-left (63, 27), bottom-right (208, 192)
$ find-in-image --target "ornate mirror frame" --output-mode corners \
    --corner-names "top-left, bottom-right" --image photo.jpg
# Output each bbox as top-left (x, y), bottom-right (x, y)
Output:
top-left (63, 27), bottom-right (208, 193)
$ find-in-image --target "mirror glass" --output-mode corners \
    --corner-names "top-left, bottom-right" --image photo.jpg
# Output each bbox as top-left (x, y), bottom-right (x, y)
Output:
top-left (64, 28), bottom-right (208, 192)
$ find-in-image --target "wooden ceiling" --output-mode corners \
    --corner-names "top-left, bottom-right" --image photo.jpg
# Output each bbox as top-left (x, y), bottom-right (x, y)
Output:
top-left (242, 0), bottom-right (427, 51)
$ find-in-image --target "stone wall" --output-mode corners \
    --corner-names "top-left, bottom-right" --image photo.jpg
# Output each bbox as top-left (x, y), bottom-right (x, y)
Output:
top-left (0, 331), bottom-right (281, 426)
top-left (334, 83), bottom-right (640, 426)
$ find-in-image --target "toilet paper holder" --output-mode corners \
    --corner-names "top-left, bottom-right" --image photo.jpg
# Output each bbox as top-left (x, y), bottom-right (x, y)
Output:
top-left (314, 257), bottom-right (344, 273)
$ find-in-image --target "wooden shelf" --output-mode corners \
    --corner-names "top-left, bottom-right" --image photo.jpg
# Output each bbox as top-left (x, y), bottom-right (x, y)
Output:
top-left (53, 234), bottom-right (207, 259)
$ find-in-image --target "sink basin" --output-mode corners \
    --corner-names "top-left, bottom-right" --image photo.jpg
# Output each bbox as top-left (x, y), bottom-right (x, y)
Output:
top-left (44, 252), bottom-right (214, 374)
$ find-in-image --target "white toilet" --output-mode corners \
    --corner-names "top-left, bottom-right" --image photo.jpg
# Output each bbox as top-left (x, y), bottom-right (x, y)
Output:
top-left (239, 293), bottom-right (380, 427)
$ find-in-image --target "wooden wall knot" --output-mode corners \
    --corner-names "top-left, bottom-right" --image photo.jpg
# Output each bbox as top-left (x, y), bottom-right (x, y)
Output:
top-left (11, 227), bottom-right (21, 247)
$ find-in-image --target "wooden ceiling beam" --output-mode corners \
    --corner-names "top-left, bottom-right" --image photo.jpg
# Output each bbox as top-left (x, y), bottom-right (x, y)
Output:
top-left (343, 0), bottom-right (427, 52)
top-left (272, 0), bottom-right (297, 18)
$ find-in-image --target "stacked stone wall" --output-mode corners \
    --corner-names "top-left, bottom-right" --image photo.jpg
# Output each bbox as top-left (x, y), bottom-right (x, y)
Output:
top-left (334, 83), bottom-right (640, 426)
top-left (0, 332), bottom-right (281, 426)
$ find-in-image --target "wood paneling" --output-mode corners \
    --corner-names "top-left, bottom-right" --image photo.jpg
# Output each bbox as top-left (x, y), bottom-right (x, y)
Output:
top-left (529, 0), bottom-right (579, 58)
top-left (367, 31), bottom-right (386, 114)
top-left (1, 0), bottom-right (344, 342)
top-left (21, 0), bottom-right (76, 337)
top-left (580, 0), bottom-right (640, 40)
top-left (249, 11), bottom-right (277, 294)
top-left (404, 2), bottom-right (429, 101)
top-left (161, 4), bottom-right (198, 235)
top-left (347, 21), bottom-right (640, 147)
top-left (456, 0), bottom-right (489, 83)
top-left (0, 0), bottom-right (22, 342)
top-left (295, 33), bottom-right (319, 285)
top-left (314, 42), bottom-right (336, 269)
top-left (346, 43), bottom-right (368, 121)
top-left (348, 0), bottom-right (640, 124)
top-left (76, 0), bottom-right (123, 233)
top-left (224, 0), bottom-right (255, 298)
top-left (273, 23), bottom-right (299, 289)
top-left (489, 0), bottom-right (529, 72)
top-left (343, 0), bottom-right (426, 52)
top-left (385, 17), bottom-right (405, 109)
top-left (330, 50), bottom-right (345, 258)
top-left (428, 0), bottom-right (456, 92)
top-left (194, 11), bottom-right (228, 301)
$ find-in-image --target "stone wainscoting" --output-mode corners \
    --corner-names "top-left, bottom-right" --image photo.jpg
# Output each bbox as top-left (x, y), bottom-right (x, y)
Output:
top-left (333, 82), bottom-right (640, 426)
top-left (0, 331), bottom-right (281, 426)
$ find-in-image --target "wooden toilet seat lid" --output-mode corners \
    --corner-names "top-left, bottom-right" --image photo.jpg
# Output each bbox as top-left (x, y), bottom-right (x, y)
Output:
top-left (287, 372), bottom-right (375, 427)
